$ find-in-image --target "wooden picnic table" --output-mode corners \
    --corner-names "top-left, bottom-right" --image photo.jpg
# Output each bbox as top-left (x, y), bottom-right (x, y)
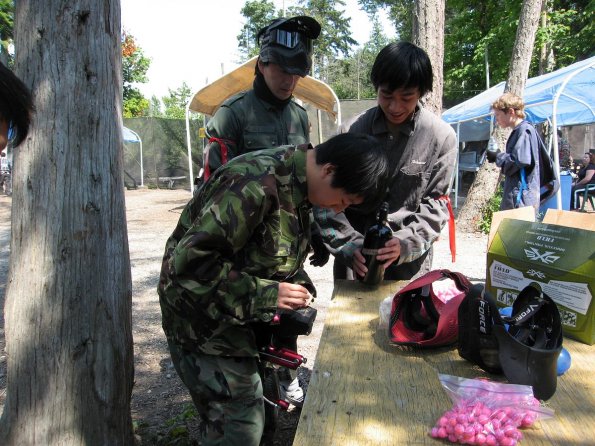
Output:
top-left (294, 280), bottom-right (595, 445)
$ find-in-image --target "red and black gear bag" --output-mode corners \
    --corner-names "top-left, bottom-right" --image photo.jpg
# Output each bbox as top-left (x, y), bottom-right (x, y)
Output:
top-left (389, 269), bottom-right (472, 347)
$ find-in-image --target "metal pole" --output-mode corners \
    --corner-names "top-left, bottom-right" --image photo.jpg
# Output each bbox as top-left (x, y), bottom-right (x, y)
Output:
top-left (485, 47), bottom-right (490, 90)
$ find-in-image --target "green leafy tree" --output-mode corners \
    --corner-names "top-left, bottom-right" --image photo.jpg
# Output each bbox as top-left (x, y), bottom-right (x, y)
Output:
top-left (238, 0), bottom-right (357, 80)
top-left (162, 82), bottom-right (194, 119)
top-left (122, 30), bottom-right (151, 117)
top-left (360, 0), bottom-right (595, 103)
top-left (359, 0), bottom-right (413, 41)
top-left (326, 17), bottom-right (389, 99)
top-left (287, 0), bottom-right (357, 77)
top-left (148, 95), bottom-right (163, 117)
top-left (237, 0), bottom-right (278, 59)
top-left (0, 0), bottom-right (14, 64)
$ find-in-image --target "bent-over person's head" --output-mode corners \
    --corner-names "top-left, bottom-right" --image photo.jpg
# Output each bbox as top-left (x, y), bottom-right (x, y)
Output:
top-left (371, 42), bottom-right (433, 125)
top-left (255, 16), bottom-right (321, 101)
top-left (0, 61), bottom-right (34, 152)
top-left (308, 133), bottom-right (389, 213)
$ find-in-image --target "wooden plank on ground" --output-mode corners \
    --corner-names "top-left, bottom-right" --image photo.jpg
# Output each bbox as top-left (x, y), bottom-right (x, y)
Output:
top-left (293, 280), bottom-right (595, 446)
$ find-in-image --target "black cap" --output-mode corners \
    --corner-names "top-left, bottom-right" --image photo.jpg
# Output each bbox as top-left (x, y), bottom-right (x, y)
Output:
top-left (257, 16), bottom-right (321, 77)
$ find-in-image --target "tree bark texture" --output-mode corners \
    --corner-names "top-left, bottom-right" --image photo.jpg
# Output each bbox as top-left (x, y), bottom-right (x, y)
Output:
top-left (505, 0), bottom-right (544, 95)
top-left (456, 0), bottom-right (543, 231)
top-left (0, 1), bottom-right (134, 445)
top-left (456, 157), bottom-right (502, 233)
top-left (413, 0), bottom-right (446, 115)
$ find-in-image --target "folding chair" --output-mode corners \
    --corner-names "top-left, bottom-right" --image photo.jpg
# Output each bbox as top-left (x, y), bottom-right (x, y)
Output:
top-left (574, 183), bottom-right (595, 212)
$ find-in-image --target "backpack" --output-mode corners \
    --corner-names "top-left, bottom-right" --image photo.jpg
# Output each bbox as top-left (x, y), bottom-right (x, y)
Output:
top-left (534, 131), bottom-right (560, 205)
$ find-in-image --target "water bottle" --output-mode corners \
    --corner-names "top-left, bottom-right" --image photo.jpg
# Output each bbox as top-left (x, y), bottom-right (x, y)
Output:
top-left (488, 135), bottom-right (498, 153)
top-left (359, 202), bottom-right (392, 287)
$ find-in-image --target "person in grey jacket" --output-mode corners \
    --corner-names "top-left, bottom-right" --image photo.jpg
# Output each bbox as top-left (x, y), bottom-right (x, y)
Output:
top-left (314, 42), bottom-right (457, 281)
top-left (487, 92), bottom-right (540, 210)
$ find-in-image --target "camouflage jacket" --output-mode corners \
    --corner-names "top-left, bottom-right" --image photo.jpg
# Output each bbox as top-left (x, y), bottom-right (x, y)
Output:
top-left (158, 144), bottom-right (314, 357)
top-left (203, 89), bottom-right (309, 175)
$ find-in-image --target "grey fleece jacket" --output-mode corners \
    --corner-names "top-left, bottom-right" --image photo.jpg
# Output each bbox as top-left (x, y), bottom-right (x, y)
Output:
top-left (315, 104), bottom-right (457, 278)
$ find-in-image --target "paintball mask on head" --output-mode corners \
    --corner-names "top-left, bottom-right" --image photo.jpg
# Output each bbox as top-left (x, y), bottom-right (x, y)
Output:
top-left (257, 15), bottom-right (321, 77)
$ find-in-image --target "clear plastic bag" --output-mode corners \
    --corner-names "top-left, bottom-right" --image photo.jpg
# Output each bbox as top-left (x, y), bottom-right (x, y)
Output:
top-left (430, 374), bottom-right (554, 445)
top-left (378, 294), bottom-right (393, 330)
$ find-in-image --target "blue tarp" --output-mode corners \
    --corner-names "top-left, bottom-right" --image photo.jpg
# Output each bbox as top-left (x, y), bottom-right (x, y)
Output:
top-left (443, 56), bottom-right (595, 142)
top-left (123, 126), bottom-right (141, 143)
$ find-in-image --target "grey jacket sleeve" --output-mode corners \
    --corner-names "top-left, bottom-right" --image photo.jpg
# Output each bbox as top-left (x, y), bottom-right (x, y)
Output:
top-left (313, 206), bottom-right (363, 266)
top-left (390, 119), bottom-right (457, 265)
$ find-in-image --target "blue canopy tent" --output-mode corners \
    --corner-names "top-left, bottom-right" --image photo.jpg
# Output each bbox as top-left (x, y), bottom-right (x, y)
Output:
top-left (443, 56), bottom-right (595, 208)
top-left (122, 126), bottom-right (144, 187)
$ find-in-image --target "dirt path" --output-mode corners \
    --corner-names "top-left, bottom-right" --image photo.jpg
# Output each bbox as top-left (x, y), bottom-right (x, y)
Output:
top-left (0, 188), bottom-right (487, 445)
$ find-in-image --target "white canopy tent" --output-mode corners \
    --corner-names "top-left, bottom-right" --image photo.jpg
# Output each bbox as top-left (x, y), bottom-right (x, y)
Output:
top-left (184, 56), bottom-right (342, 192)
top-left (442, 56), bottom-right (595, 208)
top-left (123, 126), bottom-right (144, 187)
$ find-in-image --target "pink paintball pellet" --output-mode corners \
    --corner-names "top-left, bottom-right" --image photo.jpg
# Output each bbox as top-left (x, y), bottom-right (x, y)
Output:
top-left (475, 432), bottom-right (487, 445)
top-left (485, 434), bottom-right (497, 446)
top-left (454, 424), bottom-right (465, 437)
top-left (478, 414), bottom-right (490, 425)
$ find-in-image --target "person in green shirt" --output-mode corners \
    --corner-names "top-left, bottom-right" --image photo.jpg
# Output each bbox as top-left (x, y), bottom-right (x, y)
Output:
top-left (201, 15), bottom-right (321, 180)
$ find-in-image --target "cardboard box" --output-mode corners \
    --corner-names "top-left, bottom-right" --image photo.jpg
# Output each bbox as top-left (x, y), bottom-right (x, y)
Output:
top-left (486, 208), bottom-right (595, 345)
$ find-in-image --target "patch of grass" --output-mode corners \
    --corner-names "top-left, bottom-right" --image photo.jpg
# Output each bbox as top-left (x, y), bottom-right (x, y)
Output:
top-left (135, 404), bottom-right (199, 446)
top-left (478, 187), bottom-right (502, 234)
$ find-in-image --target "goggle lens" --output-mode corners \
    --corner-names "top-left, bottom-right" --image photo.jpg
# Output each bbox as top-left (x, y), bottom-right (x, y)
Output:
top-left (271, 29), bottom-right (312, 52)
top-left (7, 122), bottom-right (15, 144)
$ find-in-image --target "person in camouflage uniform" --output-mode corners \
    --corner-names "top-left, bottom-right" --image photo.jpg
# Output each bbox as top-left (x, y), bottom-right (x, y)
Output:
top-left (158, 133), bottom-right (389, 445)
top-left (201, 15), bottom-right (321, 180)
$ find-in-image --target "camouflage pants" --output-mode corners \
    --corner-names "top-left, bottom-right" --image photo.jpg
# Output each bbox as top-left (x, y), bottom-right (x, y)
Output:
top-left (167, 340), bottom-right (265, 446)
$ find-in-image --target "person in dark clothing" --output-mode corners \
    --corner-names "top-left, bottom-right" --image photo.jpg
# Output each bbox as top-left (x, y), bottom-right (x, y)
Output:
top-left (487, 93), bottom-right (540, 211)
top-left (571, 150), bottom-right (595, 209)
top-left (0, 61), bottom-right (34, 152)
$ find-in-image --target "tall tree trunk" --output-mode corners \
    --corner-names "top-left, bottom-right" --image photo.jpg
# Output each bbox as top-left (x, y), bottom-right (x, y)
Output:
top-left (456, 0), bottom-right (543, 232)
top-left (0, 1), bottom-right (134, 444)
top-left (413, 0), bottom-right (446, 115)
top-left (505, 0), bottom-right (543, 95)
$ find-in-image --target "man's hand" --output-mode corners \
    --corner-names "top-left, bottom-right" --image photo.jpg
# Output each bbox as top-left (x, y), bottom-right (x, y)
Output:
top-left (486, 149), bottom-right (500, 163)
top-left (277, 283), bottom-right (312, 310)
top-left (308, 232), bottom-right (330, 267)
top-left (352, 237), bottom-right (401, 278)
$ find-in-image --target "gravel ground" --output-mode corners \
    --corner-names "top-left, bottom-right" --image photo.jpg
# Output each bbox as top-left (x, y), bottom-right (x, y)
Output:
top-left (0, 187), bottom-right (488, 445)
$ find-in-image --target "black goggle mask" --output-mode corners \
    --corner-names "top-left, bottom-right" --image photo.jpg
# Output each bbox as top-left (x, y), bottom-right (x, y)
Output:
top-left (261, 29), bottom-right (313, 53)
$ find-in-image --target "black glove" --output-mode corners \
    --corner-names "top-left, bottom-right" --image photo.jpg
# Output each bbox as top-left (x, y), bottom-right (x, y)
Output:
top-left (486, 149), bottom-right (500, 163)
top-left (309, 232), bottom-right (330, 267)
top-left (271, 307), bottom-right (318, 336)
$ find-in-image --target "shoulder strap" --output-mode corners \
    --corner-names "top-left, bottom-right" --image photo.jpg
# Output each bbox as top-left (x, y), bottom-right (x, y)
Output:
top-left (203, 137), bottom-right (231, 181)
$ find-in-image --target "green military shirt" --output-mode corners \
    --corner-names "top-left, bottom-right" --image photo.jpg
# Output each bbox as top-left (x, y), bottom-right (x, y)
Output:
top-left (204, 89), bottom-right (309, 174)
top-left (158, 144), bottom-right (313, 357)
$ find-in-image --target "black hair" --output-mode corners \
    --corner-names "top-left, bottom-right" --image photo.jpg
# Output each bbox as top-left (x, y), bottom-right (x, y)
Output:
top-left (370, 41), bottom-right (433, 96)
top-left (315, 133), bottom-right (390, 206)
top-left (0, 61), bottom-right (34, 148)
